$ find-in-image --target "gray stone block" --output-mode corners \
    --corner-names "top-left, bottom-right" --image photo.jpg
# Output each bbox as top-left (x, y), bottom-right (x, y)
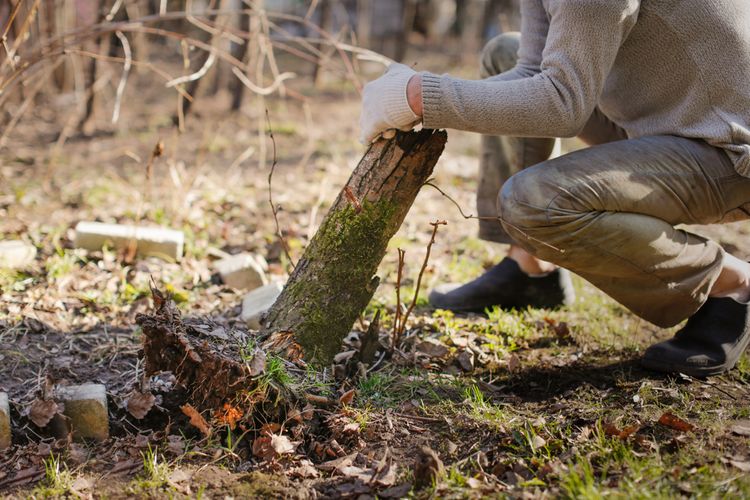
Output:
top-left (56, 384), bottom-right (109, 442)
top-left (0, 240), bottom-right (37, 269)
top-left (241, 282), bottom-right (284, 330)
top-left (215, 253), bottom-right (267, 290)
top-left (74, 222), bottom-right (184, 260)
top-left (0, 392), bottom-right (10, 450)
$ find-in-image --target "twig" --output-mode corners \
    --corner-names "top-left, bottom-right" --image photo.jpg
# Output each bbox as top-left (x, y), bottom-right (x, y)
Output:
top-left (231, 66), bottom-right (295, 95)
top-left (395, 221), bottom-right (447, 345)
top-left (423, 180), bottom-right (565, 254)
top-left (392, 248), bottom-right (406, 348)
top-left (166, 50), bottom-right (216, 87)
top-left (105, 0), bottom-right (125, 22)
top-left (265, 109), bottom-right (296, 270)
top-left (111, 31), bottom-right (131, 124)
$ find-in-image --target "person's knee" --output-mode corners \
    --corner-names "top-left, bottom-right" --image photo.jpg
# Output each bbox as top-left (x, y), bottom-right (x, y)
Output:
top-left (480, 32), bottom-right (521, 78)
top-left (497, 163), bottom-right (563, 236)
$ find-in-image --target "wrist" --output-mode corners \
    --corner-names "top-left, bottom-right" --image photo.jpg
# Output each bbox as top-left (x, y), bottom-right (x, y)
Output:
top-left (407, 74), bottom-right (423, 117)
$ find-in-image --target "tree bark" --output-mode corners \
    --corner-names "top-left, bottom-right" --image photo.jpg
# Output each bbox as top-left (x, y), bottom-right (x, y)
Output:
top-left (262, 129), bottom-right (447, 365)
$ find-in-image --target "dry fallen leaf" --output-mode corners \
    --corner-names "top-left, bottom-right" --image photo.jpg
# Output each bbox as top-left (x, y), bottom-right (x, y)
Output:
top-left (507, 354), bottom-right (521, 373)
top-left (339, 465), bottom-right (373, 482)
top-left (379, 483), bottom-right (412, 499)
top-left (260, 422), bottom-right (281, 436)
top-left (416, 338), bottom-right (449, 358)
top-left (530, 435), bottom-right (547, 451)
top-left (372, 447), bottom-right (396, 487)
top-left (414, 446), bottom-right (445, 490)
top-left (730, 459), bottom-right (750, 472)
top-left (290, 459), bottom-right (319, 479)
top-left (658, 412), bottom-right (695, 432)
top-left (28, 399), bottom-right (62, 428)
top-left (270, 433), bottom-right (299, 455)
top-left (180, 404), bottom-right (211, 437)
top-left (603, 422), bottom-right (641, 440)
top-left (126, 391), bottom-right (156, 420)
top-left (252, 436), bottom-right (274, 461)
top-left (215, 403), bottom-right (243, 430)
top-left (339, 389), bottom-right (356, 406)
top-left (248, 350), bottom-right (266, 377)
top-left (730, 420), bottom-right (750, 436)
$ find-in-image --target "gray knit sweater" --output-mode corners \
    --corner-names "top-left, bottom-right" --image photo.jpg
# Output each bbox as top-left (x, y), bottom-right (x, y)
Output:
top-left (420, 0), bottom-right (750, 178)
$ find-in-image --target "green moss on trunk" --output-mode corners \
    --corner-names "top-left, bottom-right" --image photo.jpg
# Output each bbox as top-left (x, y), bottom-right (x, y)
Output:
top-left (277, 200), bottom-right (398, 362)
top-left (264, 129), bottom-right (447, 365)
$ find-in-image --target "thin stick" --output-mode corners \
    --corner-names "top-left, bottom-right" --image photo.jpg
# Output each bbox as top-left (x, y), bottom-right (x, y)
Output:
top-left (111, 31), bottom-right (131, 124)
top-left (397, 221), bottom-right (447, 341)
top-left (166, 50), bottom-right (216, 87)
top-left (392, 248), bottom-right (406, 347)
top-left (423, 181), bottom-right (565, 254)
top-left (231, 66), bottom-right (295, 95)
top-left (265, 109), bottom-right (296, 270)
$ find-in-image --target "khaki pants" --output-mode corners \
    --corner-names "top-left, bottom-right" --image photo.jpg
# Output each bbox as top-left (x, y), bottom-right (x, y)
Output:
top-left (479, 33), bottom-right (750, 327)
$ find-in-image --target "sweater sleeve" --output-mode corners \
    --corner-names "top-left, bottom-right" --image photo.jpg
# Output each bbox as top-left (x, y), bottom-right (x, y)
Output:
top-left (421, 0), bottom-right (640, 138)
top-left (486, 0), bottom-right (549, 82)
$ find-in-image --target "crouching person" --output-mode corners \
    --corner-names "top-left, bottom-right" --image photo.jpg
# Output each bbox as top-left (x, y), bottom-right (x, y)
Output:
top-left (359, 0), bottom-right (750, 376)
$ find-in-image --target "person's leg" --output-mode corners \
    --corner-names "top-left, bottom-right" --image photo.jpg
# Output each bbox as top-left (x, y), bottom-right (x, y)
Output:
top-left (429, 33), bottom-right (573, 312)
top-left (498, 135), bottom-right (750, 375)
top-left (476, 33), bottom-right (557, 246)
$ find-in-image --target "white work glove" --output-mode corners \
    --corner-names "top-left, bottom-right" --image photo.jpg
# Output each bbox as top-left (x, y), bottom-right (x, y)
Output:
top-left (359, 63), bottom-right (421, 144)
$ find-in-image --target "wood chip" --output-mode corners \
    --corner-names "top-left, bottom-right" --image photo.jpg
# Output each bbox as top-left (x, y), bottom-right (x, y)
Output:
top-left (180, 404), bottom-right (211, 437)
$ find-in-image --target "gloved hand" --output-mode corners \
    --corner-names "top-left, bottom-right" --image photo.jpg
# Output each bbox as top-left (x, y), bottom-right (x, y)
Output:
top-left (359, 63), bottom-right (421, 144)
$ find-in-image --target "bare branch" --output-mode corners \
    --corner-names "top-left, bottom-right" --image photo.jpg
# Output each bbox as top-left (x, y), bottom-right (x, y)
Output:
top-left (111, 31), bottom-right (132, 124)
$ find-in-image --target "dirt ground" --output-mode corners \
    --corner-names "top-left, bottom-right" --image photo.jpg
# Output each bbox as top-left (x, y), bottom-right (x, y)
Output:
top-left (2, 43), bottom-right (750, 499)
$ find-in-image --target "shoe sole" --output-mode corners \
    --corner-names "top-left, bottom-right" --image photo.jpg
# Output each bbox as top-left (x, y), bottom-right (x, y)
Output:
top-left (640, 355), bottom-right (734, 378)
top-left (641, 319), bottom-right (750, 378)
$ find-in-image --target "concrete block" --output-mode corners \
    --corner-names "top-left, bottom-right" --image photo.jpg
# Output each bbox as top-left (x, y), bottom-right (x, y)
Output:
top-left (215, 253), bottom-right (267, 290)
top-left (56, 384), bottom-right (109, 442)
top-left (0, 392), bottom-right (10, 450)
top-left (0, 241), bottom-right (36, 269)
top-left (241, 282), bottom-right (284, 330)
top-left (74, 222), bottom-right (184, 260)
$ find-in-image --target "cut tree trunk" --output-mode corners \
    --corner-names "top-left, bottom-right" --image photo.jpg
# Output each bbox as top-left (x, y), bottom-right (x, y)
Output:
top-left (262, 129), bottom-right (447, 365)
top-left (137, 129), bottom-right (446, 412)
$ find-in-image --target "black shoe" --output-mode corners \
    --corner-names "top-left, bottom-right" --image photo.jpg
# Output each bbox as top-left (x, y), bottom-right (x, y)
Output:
top-left (427, 257), bottom-right (575, 313)
top-left (641, 297), bottom-right (750, 377)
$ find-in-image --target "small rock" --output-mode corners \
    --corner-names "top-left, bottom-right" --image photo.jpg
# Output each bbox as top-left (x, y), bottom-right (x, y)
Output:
top-left (214, 253), bottom-right (268, 290)
top-left (413, 446), bottom-right (445, 489)
top-left (74, 221), bottom-right (184, 260)
top-left (0, 392), bottom-right (10, 449)
top-left (0, 240), bottom-right (36, 269)
top-left (55, 384), bottom-right (109, 441)
top-left (241, 282), bottom-right (284, 330)
top-left (731, 420), bottom-right (750, 436)
top-left (416, 338), bottom-right (449, 358)
top-left (456, 350), bottom-right (475, 372)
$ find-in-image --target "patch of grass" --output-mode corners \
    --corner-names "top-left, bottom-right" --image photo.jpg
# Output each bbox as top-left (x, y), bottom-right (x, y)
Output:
top-left (559, 456), bottom-right (600, 499)
top-left (31, 454), bottom-right (75, 498)
top-left (358, 372), bottom-right (397, 406)
top-left (0, 269), bottom-right (33, 293)
top-left (45, 249), bottom-right (83, 281)
top-left (461, 383), bottom-right (507, 430)
top-left (137, 445), bottom-right (172, 490)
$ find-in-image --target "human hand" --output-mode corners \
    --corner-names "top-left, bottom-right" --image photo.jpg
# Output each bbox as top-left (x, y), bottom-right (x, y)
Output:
top-left (359, 63), bottom-right (422, 144)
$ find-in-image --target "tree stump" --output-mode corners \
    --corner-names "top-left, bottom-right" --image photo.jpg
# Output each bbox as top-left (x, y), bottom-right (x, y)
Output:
top-left (262, 129), bottom-right (447, 365)
top-left (138, 129), bottom-right (446, 412)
